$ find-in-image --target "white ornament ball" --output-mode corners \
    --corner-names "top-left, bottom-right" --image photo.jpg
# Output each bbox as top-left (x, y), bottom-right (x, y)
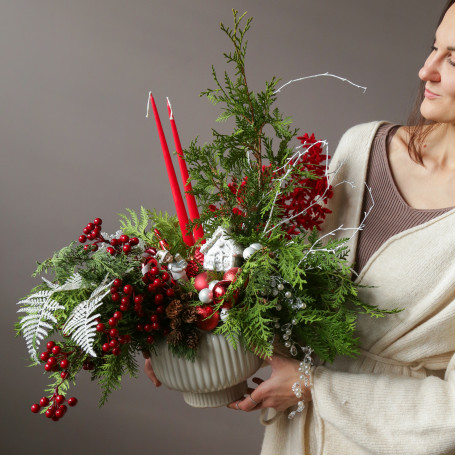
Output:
top-left (208, 280), bottom-right (219, 291)
top-left (243, 246), bottom-right (256, 260)
top-left (198, 288), bottom-right (213, 304)
top-left (277, 283), bottom-right (284, 291)
top-left (250, 243), bottom-right (263, 251)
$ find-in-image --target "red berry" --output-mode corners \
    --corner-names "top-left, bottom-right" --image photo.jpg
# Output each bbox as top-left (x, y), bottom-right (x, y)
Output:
top-left (147, 335), bottom-right (155, 344)
top-left (108, 318), bottom-right (117, 327)
top-left (40, 352), bottom-right (50, 362)
top-left (46, 341), bottom-right (55, 350)
top-left (153, 278), bottom-right (162, 287)
top-left (102, 343), bottom-right (110, 352)
top-left (119, 234), bottom-right (129, 244)
top-left (134, 295), bottom-right (144, 305)
top-left (55, 395), bottom-right (65, 404)
top-left (91, 243), bottom-right (98, 252)
top-left (60, 359), bottom-right (69, 369)
top-left (51, 345), bottom-right (61, 355)
top-left (129, 237), bottom-right (139, 246)
top-left (60, 372), bottom-right (68, 379)
top-left (144, 324), bottom-right (153, 332)
top-left (107, 247), bottom-right (116, 255)
top-left (133, 303), bottom-right (142, 312)
top-left (83, 227), bottom-right (91, 235)
top-left (110, 238), bottom-right (119, 246)
top-left (87, 233), bottom-right (95, 241)
top-left (165, 288), bottom-right (175, 297)
top-left (161, 272), bottom-right (170, 281)
top-left (119, 303), bottom-right (129, 312)
top-left (113, 311), bottom-right (122, 320)
top-left (162, 329), bottom-right (169, 336)
top-left (147, 283), bottom-right (155, 292)
top-left (45, 408), bottom-right (55, 418)
top-left (121, 296), bottom-right (130, 305)
top-left (110, 286), bottom-right (118, 294)
top-left (156, 305), bottom-right (164, 314)
top-left (113, 278), bottom-right (122, 287)
top-left (109, 339), bottom-right (119, 348)
top-left (84, 245), bottom-right (90, 251)
top-left (150, 314), bottom-right (158, 323)
top-left (111, 292), bottom-right (120, 302)
top-left (151, 322), bottom-right (160, 331)
top-left (31, 404), bottom-right (40, 413)
top-left (54, 409), bottom-right (64, 418)
top-left (150, 267), bottom-right (159, 275)
top-left (124, 334), bottom-right (131, 343)
top-left (118, 335), bottom-right (126, 344)
top-left (109, 328), bottom-right (118, 337)
top-left (87, 222), bottom-right (95, 230)
top-left (136, 324), bottom-right (144, 332)
top-left (47, 356), bottom-right (57, 366)
top-left (93, 224), bottom-right (101, 234)
top-left (112, 347), bottom-right (121, 356)
top-left (93, 218), bottom-right (102, 225)
top-left (40, 397), bottom-right (50, 406)
top-left (67, 397), bottom-right (78, 407)
top-left (123, 285), bottom-right (133, 295)
top-left (96, 323), bottom-right (105, 332)
top-left (58, 404), bottom-right (67, 414)
top-left (78, 235), bottom-right (87, 243)
top-left (154, 294), bottom-right (164, 305)
top-left (122, 244), bottom-right (132, 254)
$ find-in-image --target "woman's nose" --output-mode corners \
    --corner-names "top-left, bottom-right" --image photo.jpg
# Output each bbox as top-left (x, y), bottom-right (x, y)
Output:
top-left (419, 54), bottom-right (441, 82)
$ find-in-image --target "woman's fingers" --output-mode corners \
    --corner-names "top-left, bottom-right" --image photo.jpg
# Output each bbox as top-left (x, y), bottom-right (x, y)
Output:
top-left (144, 358), bottom-right (161, 387)
top-left (227, 385), bottom-right (265, 412)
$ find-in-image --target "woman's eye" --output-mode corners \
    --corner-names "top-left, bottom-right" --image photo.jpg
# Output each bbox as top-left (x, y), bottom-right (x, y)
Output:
top-left (447, 57), bottom-right (455, 67)
top-left (430, 45), bottom-right (437, 52)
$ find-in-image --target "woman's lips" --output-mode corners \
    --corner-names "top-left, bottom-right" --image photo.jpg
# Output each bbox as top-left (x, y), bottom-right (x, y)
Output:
top-left (424, 88), bottom-right (440, 99)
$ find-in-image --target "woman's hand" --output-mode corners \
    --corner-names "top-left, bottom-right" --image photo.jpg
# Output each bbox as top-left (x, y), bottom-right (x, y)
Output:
top-left (227, 355), bottom-right (312, 412)
top-left (143, 351), bottom-right (161, 387)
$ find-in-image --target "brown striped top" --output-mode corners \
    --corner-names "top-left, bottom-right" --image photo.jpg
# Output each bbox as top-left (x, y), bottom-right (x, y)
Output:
top-left (354, 123), bottom-right (453, 274)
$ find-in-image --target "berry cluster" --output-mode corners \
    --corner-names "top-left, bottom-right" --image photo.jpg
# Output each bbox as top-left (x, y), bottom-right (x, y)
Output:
top-left (32, 341), bottom-right (78, 421)
top-left (30, 393), bottom-right (77, 421)
top-left (39, 341), bottom-right (72, 379)
top-left (78, 217), bottom-right (139, 256)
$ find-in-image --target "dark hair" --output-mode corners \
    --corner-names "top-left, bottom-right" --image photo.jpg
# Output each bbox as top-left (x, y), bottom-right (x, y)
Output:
top-left (406, 0), bottom-right (454, 165)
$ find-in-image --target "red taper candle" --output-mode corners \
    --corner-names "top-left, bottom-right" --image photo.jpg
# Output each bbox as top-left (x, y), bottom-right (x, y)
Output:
top-left (167, 98), bottom-right (205, 242)
top-left (148, 93), bottom-right (195, 247)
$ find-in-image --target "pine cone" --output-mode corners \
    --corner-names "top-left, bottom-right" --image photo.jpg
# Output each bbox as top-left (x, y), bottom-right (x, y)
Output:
top-left (167, 329), bottom-right (183, 346)
top-left (181, 306), bottom-right (198, 324)
top-left (170, 317), bottom-right (183, 330)
top-left (181, 291), bottom-right (197, 302)
top-left (166, 299), bottom-right (183, 319)
top-left (186, 329), bottom-right (200, 349)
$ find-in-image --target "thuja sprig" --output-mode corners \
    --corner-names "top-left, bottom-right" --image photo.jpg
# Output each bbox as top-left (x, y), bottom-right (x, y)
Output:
top-left (184, 10), bottom-right (298, 240)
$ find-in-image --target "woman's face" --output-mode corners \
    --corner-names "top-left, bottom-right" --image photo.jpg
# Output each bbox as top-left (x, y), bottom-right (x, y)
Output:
top-left (418, 4), bottom-right (455, 124)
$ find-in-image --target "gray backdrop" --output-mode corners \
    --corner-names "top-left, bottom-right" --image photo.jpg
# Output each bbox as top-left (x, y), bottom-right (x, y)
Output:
top-left (1, 0), bottom-right (442, 454)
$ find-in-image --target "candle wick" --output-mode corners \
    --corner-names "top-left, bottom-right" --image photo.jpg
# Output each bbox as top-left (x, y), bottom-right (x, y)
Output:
top-left (146, 91), bottom-right (152, 118)
top-left (167, 97), bottom-right (174, 120)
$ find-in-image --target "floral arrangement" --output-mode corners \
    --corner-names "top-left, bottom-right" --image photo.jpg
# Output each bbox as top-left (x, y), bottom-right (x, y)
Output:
top-left (16, 11), bottom-right (396, 422)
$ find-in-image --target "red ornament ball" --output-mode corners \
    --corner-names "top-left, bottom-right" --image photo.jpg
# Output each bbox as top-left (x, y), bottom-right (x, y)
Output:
top-left (194, 272), bottom-right (210, 291)
top-left (195, 305), bottom-right (220, 331)
top-left (223, 267), bottom-right (240, 282)
top-left (212, 281), bottom-right (231, 305)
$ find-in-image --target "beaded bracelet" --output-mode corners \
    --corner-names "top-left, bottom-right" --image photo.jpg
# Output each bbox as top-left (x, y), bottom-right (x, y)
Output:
top-left (288, 346), bottom-right (313, 419)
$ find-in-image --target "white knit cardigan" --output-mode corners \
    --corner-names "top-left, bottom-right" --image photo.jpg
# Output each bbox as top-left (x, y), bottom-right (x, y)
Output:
top-left (261, 121), bottom-right (455, 455)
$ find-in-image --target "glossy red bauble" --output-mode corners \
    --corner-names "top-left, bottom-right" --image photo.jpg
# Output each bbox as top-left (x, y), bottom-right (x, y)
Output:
top-left (194, 272), bottom-right (210, 292)
top-left (212, 281), bottom-right (231, 305)
top-left (223, 267), bottom-right (240, 282)
top-left (195, 305), bottom-right (220, 331)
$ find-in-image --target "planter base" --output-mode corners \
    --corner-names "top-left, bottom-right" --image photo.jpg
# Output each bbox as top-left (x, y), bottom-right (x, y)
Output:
top-left (182, 380), bottom-right (247, 408)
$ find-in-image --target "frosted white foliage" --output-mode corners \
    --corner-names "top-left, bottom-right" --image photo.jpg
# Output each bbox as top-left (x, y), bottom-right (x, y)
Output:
top-left (63, 279), bottom-right (114, 357)
top-left (17, 290), bottom-right (65, 362)
top-left (42, 273), bottom-right (84, 292)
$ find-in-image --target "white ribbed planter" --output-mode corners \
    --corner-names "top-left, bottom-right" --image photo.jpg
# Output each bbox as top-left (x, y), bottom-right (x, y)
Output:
top-left (150, 333), bottom-right (263, 408)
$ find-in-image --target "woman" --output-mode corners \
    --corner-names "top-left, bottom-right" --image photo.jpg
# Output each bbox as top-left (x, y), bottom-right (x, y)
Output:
top-left (146, 1), bottom-right (455, 453)
top-left (230, 1), bottom-right (455, 454)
